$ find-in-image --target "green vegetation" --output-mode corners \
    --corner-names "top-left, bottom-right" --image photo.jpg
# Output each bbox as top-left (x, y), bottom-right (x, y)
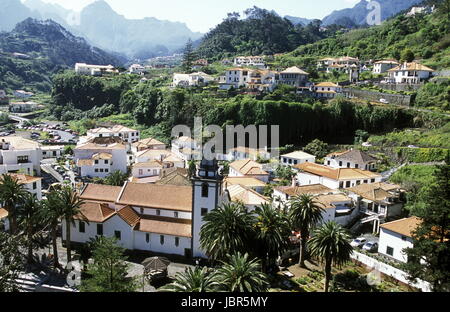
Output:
top-left (80, 236), bottom-right (138, 292)
top-left (402, 159), bottom-right (450, 291)
top-left (415, 80), bottom-right (450, 111)
top-left (275, 6), bottom-right (450, 72)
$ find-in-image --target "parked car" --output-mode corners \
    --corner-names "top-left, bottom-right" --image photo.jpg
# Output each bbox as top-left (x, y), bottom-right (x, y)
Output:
top-left (379, 98), bottom-right (389, 104)
top-left (350, 237), bottom-right (367, 248)
top-left (362, 242), bottom-right (378, 252)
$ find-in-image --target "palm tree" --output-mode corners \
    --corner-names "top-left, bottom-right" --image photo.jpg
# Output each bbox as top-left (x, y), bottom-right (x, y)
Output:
top-left (289, 194), bottom-right (325, 268)
top-left (105, 170), bottom-right (128, 186)
top-left (214, 252), bottom-right (270, 292)
top-left (0, 174), bottom-right (27, 235)
top-left (59, 186), bottom-right (85, 263)
top-left (254, 203), bottom-right (290, 272)
top-left (308, 222), bottom-right (353, 292)
top-left (40, 190), bottom-right (64, 269)
top-left (160, 267), bottom-right (216, 292)
top-left (199, 203), bottom-right (255, 261)
top-left (17, 193), bottom-right (42, 264)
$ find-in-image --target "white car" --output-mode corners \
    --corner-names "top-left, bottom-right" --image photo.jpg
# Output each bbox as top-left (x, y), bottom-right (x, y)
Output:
top-left (350, 237), bottom-right (367, 248)
top-left (362, 242), bottom-right (378, 252)
top-left (379, 98), bottom-right (389, 104)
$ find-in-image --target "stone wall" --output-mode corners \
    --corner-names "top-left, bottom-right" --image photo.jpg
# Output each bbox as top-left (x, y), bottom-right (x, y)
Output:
top-left (343, 88), bottom-right (412, 106)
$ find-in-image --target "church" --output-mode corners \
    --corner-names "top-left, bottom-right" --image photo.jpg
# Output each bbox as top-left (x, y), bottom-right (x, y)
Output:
top-left (62, 159), bottom-right (227, 258)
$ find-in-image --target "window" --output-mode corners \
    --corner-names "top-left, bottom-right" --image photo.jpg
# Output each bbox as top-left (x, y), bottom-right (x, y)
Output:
top-left (105, 169), bottom-right (109, 173)
top-left (160, 235), bottom-right (164, 245)
top-left (339, 182), bottom-right (344, 188)
top-left (146, 233), bottom-right (150, 243)
top-left (201, 208), bottom-right (208, 216)
top-left (363, 180), bottom-right (368, 184)
top-left (371, 179), bottom-right (375, 183)
top-left (95, 169), bottom-right (99, 173)
top-left (79, 221), bottom-right (85, 233)
top-left (174, 212), bottom-right (178, 218)
top-left (327, 161), bottom-right (330, 165)
top-left (339, 161), bottom-right (343, 167)
top-left (156, 209), bottom-right (161, 216)
top-left (347, 162), bottom-right (350, 168)
top-left (115, 231), bottom-right (121, 240)
top-left (294, 160), bottom-right (298, 165)
top-left (201, 183), bottom-right (209, 198)
top-left (345, 181), bottom-right (351, 188)
top-left (175, 237), bottom-right (180, 247)
top-left (97, 224), bottom-right (103, 236)
top-left (17, 156), bottom-right (29, 163)
top-left (32, 182), bottom-right (37, 190)
top-left (355, 164), bottom-right (359, 169)
top-left (386, 246), bottom-right (394, 256)
top-left (100, 169), bottom-right (104, 173)
top-left (95, 160), bottom-right (99, 164)
top-left (104, 160), bottom-right (109, 164)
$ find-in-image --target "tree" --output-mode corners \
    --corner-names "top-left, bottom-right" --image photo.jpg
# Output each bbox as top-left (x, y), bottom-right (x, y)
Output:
top-left (289, 194), bottom-right (325, 267)
top-left (160, 267), bottom-right (217, 292)
top-left (0, 174), bottom-right (27, 235)
top-left (41, 190), bottom-right (65, 269)
top-left (187, 160), bottom-right (197, 178)
top-left (401, 49), bottom-right (415, 62)
top-left (304, 139), bottom-right (329, 159)
top-left (81, 237), bottom-right (137, 292)
top-left (200, 203), bottom-right (255, 261)
top-left (214, 252), bottom-right (270, 292)
top-left (17, 193), bottom-right (42, 264)
top-left (403, 158), bottom-right (450, 291)
top-left (308, 222), bottom-right (353, 292)
top-left (0, 232), bottom-right (26, 292)
top-left (254, 203), bottom-right (291, 272)
top-left (275, 165), bottom-right (296, 184)
top-left (104, 170), bottom-right (129, 186)
top-left (182, 39), bottom-right (197, 73)
top-left (59, 186), bottom-right (85, 263)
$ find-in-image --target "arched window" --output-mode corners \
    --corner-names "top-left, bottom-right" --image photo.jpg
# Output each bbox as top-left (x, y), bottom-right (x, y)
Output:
top-left (201, 183), bottom-right (209, 198)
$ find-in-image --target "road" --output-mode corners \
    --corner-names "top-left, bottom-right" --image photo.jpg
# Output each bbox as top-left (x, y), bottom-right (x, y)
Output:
top-left (41, 163), bottom-right (64, 183)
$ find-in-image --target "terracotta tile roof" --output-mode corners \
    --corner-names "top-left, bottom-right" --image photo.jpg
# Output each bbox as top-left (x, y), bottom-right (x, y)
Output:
top-left (79, 184), bottom-right (122, 202)
top-left (294, 162), bottom-right (380, 180)
top-left (327, 149), bottom-right (377, 163)
top-left (380, 217), bottom-right (421, 238)
top-left (0, 136), bottom-right (40, 149)
top-left (117, 182), bottom-right (193, 212)
top-left (137, 216), bottom-right (192, 237)
top-left (346, 182), bottom-right (401, 201)
top-left (315, 194), bottom-right (352, 209)
top-left (130, 176), bottom-right (161, 184)
top-left (224, 177), bottom-right (266, 188)
top-left (117, 206), bottom-right (140, 227)
top-left (227, 184), bottom-right (268, 206)
top-left (156, 169), bottom-right (191, 186)
top-left (110, 125), bottom-right (138, 133)
top-left (275, 184), bottom-right (334, 197)
top-left (230, 159), bottom-right (268, 176)
top-left (74, 202), bottom-right (115, 223)
top-left (136, 149), bottom-right (171, 159)
top-left (0, 208), bottom-right (8, 219)
top-left (5, 173), bottom-right (41, 184)
top-left (76, 142), bottom-right (126, 150)
top-left (77, 159), bottom-right (94, 166)
top-left (133, 160), bottom-right (164, 169)
top-left (388, 62), bottom-right (434, 72)
top-left (374, 60), bottom-right (399, 65)
top-left (229, 146), bottom-right (267, 156)
top-left (315, 82), bottom-right (339, 87)
top-left (281, 66), bottom-right (309, 75)
top-left (132, 137), bottom-right (165, 149)
top-left (281, 151), bottom-right (315, 159)
top-left (92, 152), bottom-right (113, 160)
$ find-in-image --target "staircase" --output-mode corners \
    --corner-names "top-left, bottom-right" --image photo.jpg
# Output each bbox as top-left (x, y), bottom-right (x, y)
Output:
top-left (15, 272), bottom-right (47, 292)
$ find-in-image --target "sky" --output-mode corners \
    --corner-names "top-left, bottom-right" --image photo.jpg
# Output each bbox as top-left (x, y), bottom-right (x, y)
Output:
top-left (26, 0), bottom-right (362, 33)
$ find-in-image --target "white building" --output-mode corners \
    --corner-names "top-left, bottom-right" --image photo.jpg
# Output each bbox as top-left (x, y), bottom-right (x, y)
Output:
top-left (386, 62), bottom-right (434, 84)
top-left (41, 145), bottom-right (64, 159)
top-left (229, 159), bottom-right (269, 183)
top-left (129, 64), bottom-right (146, 75)
top-left (62, 159), bottom-right (227, 259)
top-left (233, 56), bottom-right (266, 68)
top-left (294, 162), bottom-right (382, 190)
top-left (0, 137), bottom-right (42, 175)
top-left (378, 217), bottom-right (420, 263)
top-left (346, 182), bottom-right (404, 233)
top-left (280, 151), bottom-right (315, 166)
top-left (279, 66), bottom-right (309, 88)
top-left (172, 72), bottom-right (213, 87)
top-left (9, 101), bottom-right (40, 113)
top-left (131, 160), bottom-right (169, 179)
top-left (132, 137), bottom-right (166, 153)
top-left (227, 146), bottom-right (270, 162)
top-left (75, 63), bottom-right (118, 76)
top-left (171, 136), bottom-right (201, 163)
top-left (74, 142), bottom-right (128, 178)
top-left (226, 184), bottom-right (269, 212)
top-left (273, 184), bottom-right (337, 205)
top-left (325, 149), bottom-right (377, 171)
top-left (314, 82), bottom-right (343, 99)
top-left (13, 90), bottom-right (34, 99)
top-left (87, 125), bottom-right (140, 144)
top-left (373, 60), bottom-right (400, 74)
top-left (135, 149), bottom-right (184, 169)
